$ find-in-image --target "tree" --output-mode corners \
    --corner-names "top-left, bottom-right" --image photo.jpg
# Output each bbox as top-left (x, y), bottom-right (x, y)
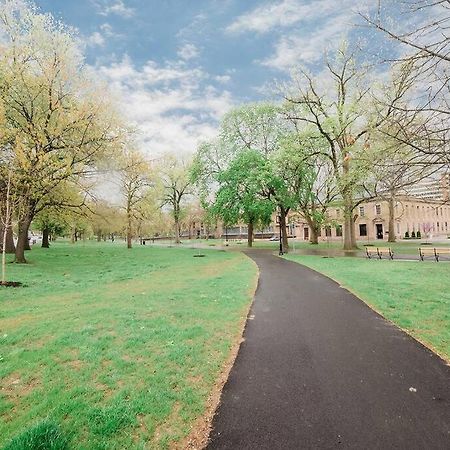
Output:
top-left (158, 154), bottom-right (193, 244)
top-left (212, 150), bottom-right (275, 248)
top-left (274, 130), bottom-right (338, 245)
top-left (361, 1), bottom-right (450, 164)
top-left (364, 131), bottom-right (436, 242)
top-left (283, 46), bottom-right (412, 249)
top-left (0, 2), bottom-right (123, 262)
top-left (117, 149), bottom-right (151, 248)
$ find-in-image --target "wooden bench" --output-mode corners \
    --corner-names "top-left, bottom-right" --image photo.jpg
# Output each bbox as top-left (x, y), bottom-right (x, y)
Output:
top-left (419, 247), bottom-right (450, 262)
top-left (222, 239), bottom-right (243, 246)
top-left (365, 247), bottom-right (394, 260)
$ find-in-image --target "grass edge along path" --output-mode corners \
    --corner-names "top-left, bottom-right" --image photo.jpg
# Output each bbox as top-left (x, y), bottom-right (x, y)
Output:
top-left (180, 261), bottom-right (259, 450)
top-left (0, 243), bottom-right (258, 450)
top-left (284, 255), bottom-right (450, 364)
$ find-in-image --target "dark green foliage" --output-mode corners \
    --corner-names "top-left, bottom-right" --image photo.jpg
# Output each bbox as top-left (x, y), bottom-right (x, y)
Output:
top-left (416, 231), bottom-right (421, 239)
top-left (3, 419), bottom-right (68, 450)
top-left (405, 231), bottom-right (410, 238)
top-left (212, 150), bottom-right (276, 227)
top-left (411, 231), bottom-right (416, 238)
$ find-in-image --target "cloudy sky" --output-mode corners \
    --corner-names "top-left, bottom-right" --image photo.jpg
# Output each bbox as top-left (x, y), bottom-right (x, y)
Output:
top-left (34, 0), bottom-right (412, 158)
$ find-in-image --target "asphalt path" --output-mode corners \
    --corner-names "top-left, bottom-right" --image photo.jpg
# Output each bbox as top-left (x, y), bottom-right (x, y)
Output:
top-left (207, 250), bottom-right (450, 449)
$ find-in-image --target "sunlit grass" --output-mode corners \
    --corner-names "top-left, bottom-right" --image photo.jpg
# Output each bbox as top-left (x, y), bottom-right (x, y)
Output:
top-left (0, 242), bottom-right (257, 449)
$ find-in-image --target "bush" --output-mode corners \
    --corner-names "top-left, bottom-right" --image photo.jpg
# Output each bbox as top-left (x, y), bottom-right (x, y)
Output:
top-left (3, 419), bottom-right (68, 450)
top-left (416, 231), bottom-right (421, 239)
top-left (411, 231), bottom-right (416, 238)
top-left (404, 231), bottom-right (410, 239)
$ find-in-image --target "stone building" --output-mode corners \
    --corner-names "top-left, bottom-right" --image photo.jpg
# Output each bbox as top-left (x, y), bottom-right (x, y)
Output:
top-left (287, 195), bottom-right (450, 242)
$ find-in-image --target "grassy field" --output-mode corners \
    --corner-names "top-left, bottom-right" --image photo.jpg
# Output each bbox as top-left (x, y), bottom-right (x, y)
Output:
top-left (284, 254), bottom-right (450, 361)
top-left (0, 242), bottom-right (257, 449)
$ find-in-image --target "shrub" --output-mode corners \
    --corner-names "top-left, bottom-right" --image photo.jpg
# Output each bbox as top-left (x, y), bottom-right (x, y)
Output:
top-left (3, 419), bottom-right (68, 450)
top-left (416, 231), bottom-right (421, 239)
top-left (404, 231), bottom-right (410, 239)
top-left (411, 231), bottom-right (416, 238)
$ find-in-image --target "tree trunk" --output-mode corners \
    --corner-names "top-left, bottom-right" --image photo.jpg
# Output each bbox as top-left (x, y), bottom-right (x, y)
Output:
top-left (97, 233), bottom-right (101, 242)
top-left (24, 235), bottom-right (31, 250)
top-left (279, 208), bottom-right (289, 253)
top-left (42, 228), bottom-right (50, 248)
top-left (305, 216), bottom-right (319, 244)
top-left (174, 219), bottom-right (181, 244)
top-left (247, 221), bottom-right (254, 247)
top-left (343, 193), bottom-right (357, 250)
top-left (127, 208), bottom-right (132, 249)
top-left (15, 215), bottom-right (31, 263)
top-left (388, 195), bottom-right (396, 243)
top-left (1, 225), bottom-right (16, 253)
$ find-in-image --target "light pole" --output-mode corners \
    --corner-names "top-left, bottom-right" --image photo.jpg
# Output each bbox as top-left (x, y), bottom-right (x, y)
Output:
top-left (277, 214), bottom-right (283, 256)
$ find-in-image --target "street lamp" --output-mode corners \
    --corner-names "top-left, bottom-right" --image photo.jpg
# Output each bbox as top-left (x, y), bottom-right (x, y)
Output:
top-left (276, 214), bottom-right (283, 256)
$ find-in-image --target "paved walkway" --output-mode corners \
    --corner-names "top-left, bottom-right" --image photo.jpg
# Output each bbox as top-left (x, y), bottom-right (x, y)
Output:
top-left (207, 251), bottom-right (450, 449)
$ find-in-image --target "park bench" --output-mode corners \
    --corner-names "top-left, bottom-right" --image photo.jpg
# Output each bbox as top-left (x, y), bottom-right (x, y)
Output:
top-left (222, 239), bottom-right (243, 246)
top-left (419, 247), bottom-right (450, 262)
top-left (365, 247), bottom-right (394, 260)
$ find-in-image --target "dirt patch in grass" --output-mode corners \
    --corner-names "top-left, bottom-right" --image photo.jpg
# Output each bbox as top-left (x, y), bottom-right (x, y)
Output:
top-left (0, 281), bottom-right (24, 287)
top-left (1, 372), bottom-right (41, 405)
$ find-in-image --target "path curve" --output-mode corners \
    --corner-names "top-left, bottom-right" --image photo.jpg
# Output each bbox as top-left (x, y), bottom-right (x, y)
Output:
top-left (207, 250), bottom-right (450, 449)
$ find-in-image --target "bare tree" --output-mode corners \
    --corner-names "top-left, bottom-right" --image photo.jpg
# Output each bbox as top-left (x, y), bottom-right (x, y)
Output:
top-left (361, 1), bottom-right (450, 164)
top-left (283, 46), bottom-right (412, 249)
top-left (118, 150), bottom-right (151, 249)
top-left (158, 154), bottom-right (193, 244)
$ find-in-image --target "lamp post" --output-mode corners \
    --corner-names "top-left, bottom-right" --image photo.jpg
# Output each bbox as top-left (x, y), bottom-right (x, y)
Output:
top-left (277, 214), bottom-right (283, 256)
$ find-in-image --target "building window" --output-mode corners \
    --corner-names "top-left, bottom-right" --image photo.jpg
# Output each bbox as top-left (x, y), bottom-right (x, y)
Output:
top-left (437, 222), bottom-right (440, 230)
top-left (359, 224), bottom-right (367, 236)
top-left (375, 204), bottom-right (381, 215)
top-left (336, 225), bottom-right (342, 237)
top-left (325, 226), bottom-right (332, 237)
top-left (359, 206), bottom-right (365, 217)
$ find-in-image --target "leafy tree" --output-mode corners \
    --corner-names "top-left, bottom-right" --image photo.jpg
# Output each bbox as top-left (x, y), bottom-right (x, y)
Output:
top-left (212, 150), bottom-right (275, 247)
top-left (0, 2), bottom-right (124, 262)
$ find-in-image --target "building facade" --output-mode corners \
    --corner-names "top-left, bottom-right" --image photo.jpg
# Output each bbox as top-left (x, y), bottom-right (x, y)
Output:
top-left (286, 196), bottom-right (450, 242)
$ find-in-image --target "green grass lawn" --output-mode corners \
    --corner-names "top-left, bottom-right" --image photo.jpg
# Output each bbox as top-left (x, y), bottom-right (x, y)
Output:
top-left (284, 254), bottom-right (450, 362)
top-left (0, 242), bottom-right (257, 449)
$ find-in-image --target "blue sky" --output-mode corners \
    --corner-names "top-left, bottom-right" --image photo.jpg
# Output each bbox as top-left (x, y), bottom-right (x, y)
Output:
top-left (33, 0), bottom-right (413, 156)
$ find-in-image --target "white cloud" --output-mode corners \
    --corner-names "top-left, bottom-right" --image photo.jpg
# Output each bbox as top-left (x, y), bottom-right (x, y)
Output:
top-left (261, 14), bottom-right (350, 70)
top-left (215, 74), bottom-right (231, 84)
top-left (92, 0), bottom-right (135, 18)
top-left (177, 43), bottom-right (200, 61)
top-left (226, 0), bottom-right (339, 34)
top-left (94, 56), bottom-right (234, 156)
top-left (86, 31), bottom-right (105, 47)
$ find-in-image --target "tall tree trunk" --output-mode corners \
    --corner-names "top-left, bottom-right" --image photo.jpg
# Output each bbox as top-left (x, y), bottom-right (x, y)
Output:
top-left (5, 226), bottom-right (15, 253)
top-left (343, 193), bottom-right (357, 250)
top-left (247, 221), bottom-right (254, 247)
top-left (127, 206), bottom-right (132, 249)
top-left (42, 227), bottom-right (50, 248)
top-left (305, 216), bottom-right (319, 244)
top-left (15, 215), bottom-right (31, 264)
top-left (97, 233), bottom-right (101, 242)
top-left (24, 235), bottom-right (31, 250)
top-left (279, 208), bottom-right (289, 253)
top-left (174, 219), bottom-right (181, 243)
top-left (388, 195), bottom-right (396, 243)
top-left (1, 225), bottom-right (15, 253)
